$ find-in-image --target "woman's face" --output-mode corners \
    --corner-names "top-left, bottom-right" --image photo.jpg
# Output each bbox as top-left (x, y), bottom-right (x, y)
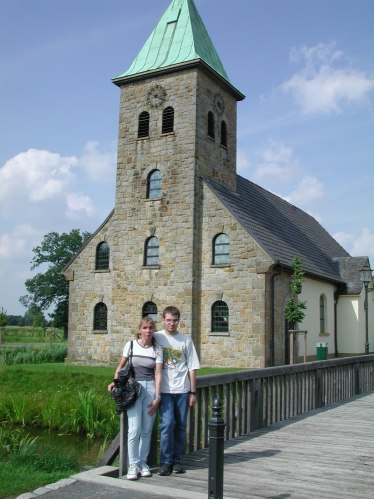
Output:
top-left (139, 321), bottom-right (155, 342)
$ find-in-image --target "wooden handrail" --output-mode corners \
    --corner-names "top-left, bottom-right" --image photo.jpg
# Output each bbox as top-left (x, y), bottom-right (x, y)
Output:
top-left (99, 355), bottom-right (374, 473)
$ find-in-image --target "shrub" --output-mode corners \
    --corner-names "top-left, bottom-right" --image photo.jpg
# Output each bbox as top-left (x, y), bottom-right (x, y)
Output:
top-left (0, 345), bottom-right (68, 366)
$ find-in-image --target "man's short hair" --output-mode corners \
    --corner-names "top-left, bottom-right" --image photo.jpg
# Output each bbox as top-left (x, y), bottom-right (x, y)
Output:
top-left (162, 306), bottom-right (180, 319)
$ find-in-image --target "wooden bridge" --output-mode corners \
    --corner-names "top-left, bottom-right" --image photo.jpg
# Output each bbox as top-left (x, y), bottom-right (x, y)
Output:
top-left (81, 390), bottom-right (374, 498)
top-left (91, 355), bottom-right (374, 498)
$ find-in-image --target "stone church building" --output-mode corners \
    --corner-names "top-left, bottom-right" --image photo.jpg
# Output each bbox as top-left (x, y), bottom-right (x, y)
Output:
top-left (63, 0), bottom-right (372, 368)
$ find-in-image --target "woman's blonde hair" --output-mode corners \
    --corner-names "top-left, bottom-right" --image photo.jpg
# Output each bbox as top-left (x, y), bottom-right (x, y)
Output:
top-left (135, 316), bottom-right (156, 345)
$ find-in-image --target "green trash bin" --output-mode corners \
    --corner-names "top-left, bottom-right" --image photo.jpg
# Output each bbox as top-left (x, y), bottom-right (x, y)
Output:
top-left (316, 342), bottom-right (328, 360)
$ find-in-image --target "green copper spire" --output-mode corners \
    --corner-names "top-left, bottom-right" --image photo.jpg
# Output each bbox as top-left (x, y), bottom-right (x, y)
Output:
top-left (113, 0), bottom-right (231, 84)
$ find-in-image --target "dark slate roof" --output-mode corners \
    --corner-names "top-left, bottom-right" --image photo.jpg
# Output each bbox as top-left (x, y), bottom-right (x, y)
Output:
top-left (204, 175), bottom-right (352, 284)
top-left (333, 256), bottom-right (369, 294)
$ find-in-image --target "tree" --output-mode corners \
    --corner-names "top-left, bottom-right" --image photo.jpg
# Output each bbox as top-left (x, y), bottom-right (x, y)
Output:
top-left (285, 257), bottom-right (307, 329)
top-left (0, 306), bottom-right (7, 345)
top-left (20, 229), bottom-right (91, 338)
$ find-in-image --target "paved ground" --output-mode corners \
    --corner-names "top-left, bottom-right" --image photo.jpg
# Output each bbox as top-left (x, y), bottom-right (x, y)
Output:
top-left (16, 392), bottom-right (374, 499)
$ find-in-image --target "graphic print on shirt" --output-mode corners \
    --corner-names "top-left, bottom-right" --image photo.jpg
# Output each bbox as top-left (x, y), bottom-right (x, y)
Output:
top-left (162, 347), bottom-right (183, 369)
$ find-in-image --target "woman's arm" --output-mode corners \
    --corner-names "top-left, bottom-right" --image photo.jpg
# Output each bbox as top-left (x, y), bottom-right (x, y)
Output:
top-left (107, 355), bottom-right (128, 392)
top-left (147, 362), bottom-right (162, 415)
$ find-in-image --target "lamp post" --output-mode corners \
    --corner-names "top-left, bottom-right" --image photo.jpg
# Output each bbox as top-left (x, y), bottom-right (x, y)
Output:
top-left (359, 264), bottom-right (373, 354)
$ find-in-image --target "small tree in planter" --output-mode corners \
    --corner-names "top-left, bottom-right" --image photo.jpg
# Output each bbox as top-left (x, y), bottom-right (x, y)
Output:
top-left (285, 258), bottom-right (307, 362)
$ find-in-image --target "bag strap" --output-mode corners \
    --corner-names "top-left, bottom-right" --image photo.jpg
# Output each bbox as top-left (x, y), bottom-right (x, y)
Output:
top-left (128, 340), bottom-right (135, 376)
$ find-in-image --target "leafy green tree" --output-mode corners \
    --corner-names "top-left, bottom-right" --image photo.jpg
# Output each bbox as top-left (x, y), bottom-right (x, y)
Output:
top-left (0, 306), bottom-right (7, 345)
top-left (285, 257), bottom-right (307, 329)
top-left (20, 229), bottom-right (91, 338)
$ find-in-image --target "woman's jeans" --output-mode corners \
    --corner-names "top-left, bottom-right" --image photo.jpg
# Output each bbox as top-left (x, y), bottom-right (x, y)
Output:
top-left (127, 380), bottom-right (156, 466)
top-left (159, 392), bottom-right (189, 465)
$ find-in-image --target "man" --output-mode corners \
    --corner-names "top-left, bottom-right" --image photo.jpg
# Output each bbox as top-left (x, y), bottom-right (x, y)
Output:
top-left (155, 305), bottom-right (200, 476)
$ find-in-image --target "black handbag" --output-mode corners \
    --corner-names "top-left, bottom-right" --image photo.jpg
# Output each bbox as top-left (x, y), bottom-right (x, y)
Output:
top-left (112, 341), bottom-right (139, 414)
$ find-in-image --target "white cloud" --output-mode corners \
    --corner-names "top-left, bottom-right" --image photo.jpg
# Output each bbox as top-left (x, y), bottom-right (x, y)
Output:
top-left (288, 175), bottom-right (325, 206)
top-left (0, 149), bottom-right (77, 215)
top-left (237, 149), bottom-right (251, 177)
top-left (0, 225), bottom-right (41, 260)
top-left (350, 228), bottom-right (374, 261)
top-left (282, 42), bottom-right (374, 115)
top-left (77, 141), bottom-right (116, 182)
top-left (252, 139), bottom-right (299, 185)
top-left (66, 192), bottom-right (96, 218)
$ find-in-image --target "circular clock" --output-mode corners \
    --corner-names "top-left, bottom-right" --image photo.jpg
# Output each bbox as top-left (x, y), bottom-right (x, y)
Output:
top-left (147, 85), bottom-right (167, 108)
top-left (213, 92), bottom-right (225, 116)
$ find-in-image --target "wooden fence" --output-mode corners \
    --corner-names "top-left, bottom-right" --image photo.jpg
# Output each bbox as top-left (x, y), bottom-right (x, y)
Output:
top-left (99, 355), bottom-right (374, 475)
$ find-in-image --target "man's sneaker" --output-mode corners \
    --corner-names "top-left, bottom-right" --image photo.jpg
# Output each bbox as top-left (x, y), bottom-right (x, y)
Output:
top-left (173, 463), bottom-right (186, 474)
top-left (127, 464), bottom-right (140, 480)
top-left (158, 463), bottom-right (173, 476)
top-left (140, 463), bottom-right (152, 477)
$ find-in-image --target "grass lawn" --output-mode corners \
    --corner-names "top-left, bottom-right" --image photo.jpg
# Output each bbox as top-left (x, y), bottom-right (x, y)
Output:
top-left (0, 362), bottom-right (243, 498)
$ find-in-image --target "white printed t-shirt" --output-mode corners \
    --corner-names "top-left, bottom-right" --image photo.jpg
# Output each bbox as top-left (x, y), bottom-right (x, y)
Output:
top-left (155, 330), bottom-right (200, 393)
top-left (123, 340), bottom-right (163, 382)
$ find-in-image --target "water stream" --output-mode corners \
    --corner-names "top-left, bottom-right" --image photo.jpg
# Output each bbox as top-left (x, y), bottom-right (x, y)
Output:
top-left (6, 424), bottom-right (107, 467)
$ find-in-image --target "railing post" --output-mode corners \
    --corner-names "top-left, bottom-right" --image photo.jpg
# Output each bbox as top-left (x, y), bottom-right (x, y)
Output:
top-left (208, 398), bottom-right (225, 499)
top-left (354, 366), bottom-right (360, 395)
top-left (314, 368), bottom-right (323, 408)
top-left (119, 412), bottom-right (128, 477)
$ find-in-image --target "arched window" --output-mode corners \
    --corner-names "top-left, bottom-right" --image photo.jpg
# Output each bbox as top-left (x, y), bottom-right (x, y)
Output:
top-left (147, 169), bottom-right (162, 198)
top-left (162, 106), bottom-right (174, 134)
top-left (213, 233), bottom-right (230, 265)
top-left (320, 294), bottom-right (326, 333)
top-left (94, 302), bottom-right (107, 331)
top-left (211, 301), bottom-right (229, 333)
top-left (208, 111), bottom-right (215, 139)
top-left (144, 236), bottom-right (159, 266)
top-left (221, 120), bottom-right (227, 147)
top-left (138, 111), bottom-right (150, 138)
top-left (95, 242), bottom-right (109, 270)
top-left (142, 301), bottom-right (158, 324)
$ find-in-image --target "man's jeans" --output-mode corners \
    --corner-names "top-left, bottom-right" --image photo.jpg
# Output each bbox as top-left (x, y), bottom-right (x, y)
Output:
top-left (127, 380), bottom-right (156, 466)
top-left (159, 392), bottom-right (189, 465)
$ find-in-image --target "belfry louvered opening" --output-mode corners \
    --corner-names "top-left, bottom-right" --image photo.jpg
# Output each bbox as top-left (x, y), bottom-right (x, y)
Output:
top-left (162, 106), bottom-right (174, 134)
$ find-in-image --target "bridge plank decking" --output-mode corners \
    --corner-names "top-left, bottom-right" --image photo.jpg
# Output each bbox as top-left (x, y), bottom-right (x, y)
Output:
top-left (128, 393), bottom-right (374, 498)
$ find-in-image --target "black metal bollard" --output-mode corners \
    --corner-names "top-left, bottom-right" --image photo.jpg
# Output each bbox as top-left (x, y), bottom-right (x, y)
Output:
top-left (208, 398), bottom-right (225, 499)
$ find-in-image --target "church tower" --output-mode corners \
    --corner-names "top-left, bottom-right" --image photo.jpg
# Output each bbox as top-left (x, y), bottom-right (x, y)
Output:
top-left (109, 0), bottom-right (244, 344)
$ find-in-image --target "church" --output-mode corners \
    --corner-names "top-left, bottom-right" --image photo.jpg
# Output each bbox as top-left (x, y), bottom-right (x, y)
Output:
top-left (63, 0), bottom-right (372, 368)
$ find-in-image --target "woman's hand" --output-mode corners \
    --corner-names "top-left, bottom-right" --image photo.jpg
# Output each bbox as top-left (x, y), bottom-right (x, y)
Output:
top-left (108, 381), bottom-right (115, 393)
top-left (147, 398), bottom-right (160, 415)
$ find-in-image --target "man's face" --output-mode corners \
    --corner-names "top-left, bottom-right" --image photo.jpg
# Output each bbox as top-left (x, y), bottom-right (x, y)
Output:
top-left (163, 313), bottom-right (179, 334)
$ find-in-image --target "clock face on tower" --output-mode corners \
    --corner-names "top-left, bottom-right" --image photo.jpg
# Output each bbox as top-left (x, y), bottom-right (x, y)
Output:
top-left (147, 84), bottom-right (167, 108)
top-left (213, 92), bottom-right (225, 116)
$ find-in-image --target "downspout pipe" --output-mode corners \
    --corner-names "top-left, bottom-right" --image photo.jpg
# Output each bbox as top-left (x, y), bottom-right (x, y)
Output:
top-left (271, 262), bottom-right (281, 366)
top-left (334, 286), bottom-right (343, 358)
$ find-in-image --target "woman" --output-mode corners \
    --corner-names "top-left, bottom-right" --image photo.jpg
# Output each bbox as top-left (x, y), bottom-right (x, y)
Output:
top-left (108, 317), bottom-right (162, 480)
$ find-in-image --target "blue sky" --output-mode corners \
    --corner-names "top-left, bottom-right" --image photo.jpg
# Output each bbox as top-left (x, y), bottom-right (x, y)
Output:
top-left (1, 0), bottom-right (373, 315)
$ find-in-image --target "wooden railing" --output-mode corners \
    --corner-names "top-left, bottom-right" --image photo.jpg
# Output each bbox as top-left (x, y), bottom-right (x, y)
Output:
top-left (99, 355), bottom-right (374, 474)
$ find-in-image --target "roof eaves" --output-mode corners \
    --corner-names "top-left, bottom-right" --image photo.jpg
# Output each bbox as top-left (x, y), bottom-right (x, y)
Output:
top-left (62, 209), bottom-right (115, 273)
top-left (112, 59), bottom-right (245, 100)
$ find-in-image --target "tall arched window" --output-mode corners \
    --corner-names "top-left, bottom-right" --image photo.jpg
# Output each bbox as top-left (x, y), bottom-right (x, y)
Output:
top-left (162, 106), bottom-right (174, 134)
top-left (320, 294), bottom-right (327, 333)
top-left (144, 236), bottom-right (159, 266)
top-left (95, 242), bottom-right (109, 270)
top-left (221, 120), bottom-right (227, 147)
top-left (142, 301), bottom-right (158, 324)
top-left (211, 301), bottom-right (229, 333)
top-left (138, 111), bottom-right (150, 138)
top-left (213, 233), bottom-right (230, 264)
top-left (147, 169), bottom-right (162, 198)
top-left (208, 111), bottom-right (215, 139)
top-left (94, 302), bottom-right (107, 331)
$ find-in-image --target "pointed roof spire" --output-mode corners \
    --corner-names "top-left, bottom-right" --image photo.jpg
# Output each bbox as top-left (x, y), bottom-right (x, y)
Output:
top-left (113, 0), bottom-right (243, 98)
